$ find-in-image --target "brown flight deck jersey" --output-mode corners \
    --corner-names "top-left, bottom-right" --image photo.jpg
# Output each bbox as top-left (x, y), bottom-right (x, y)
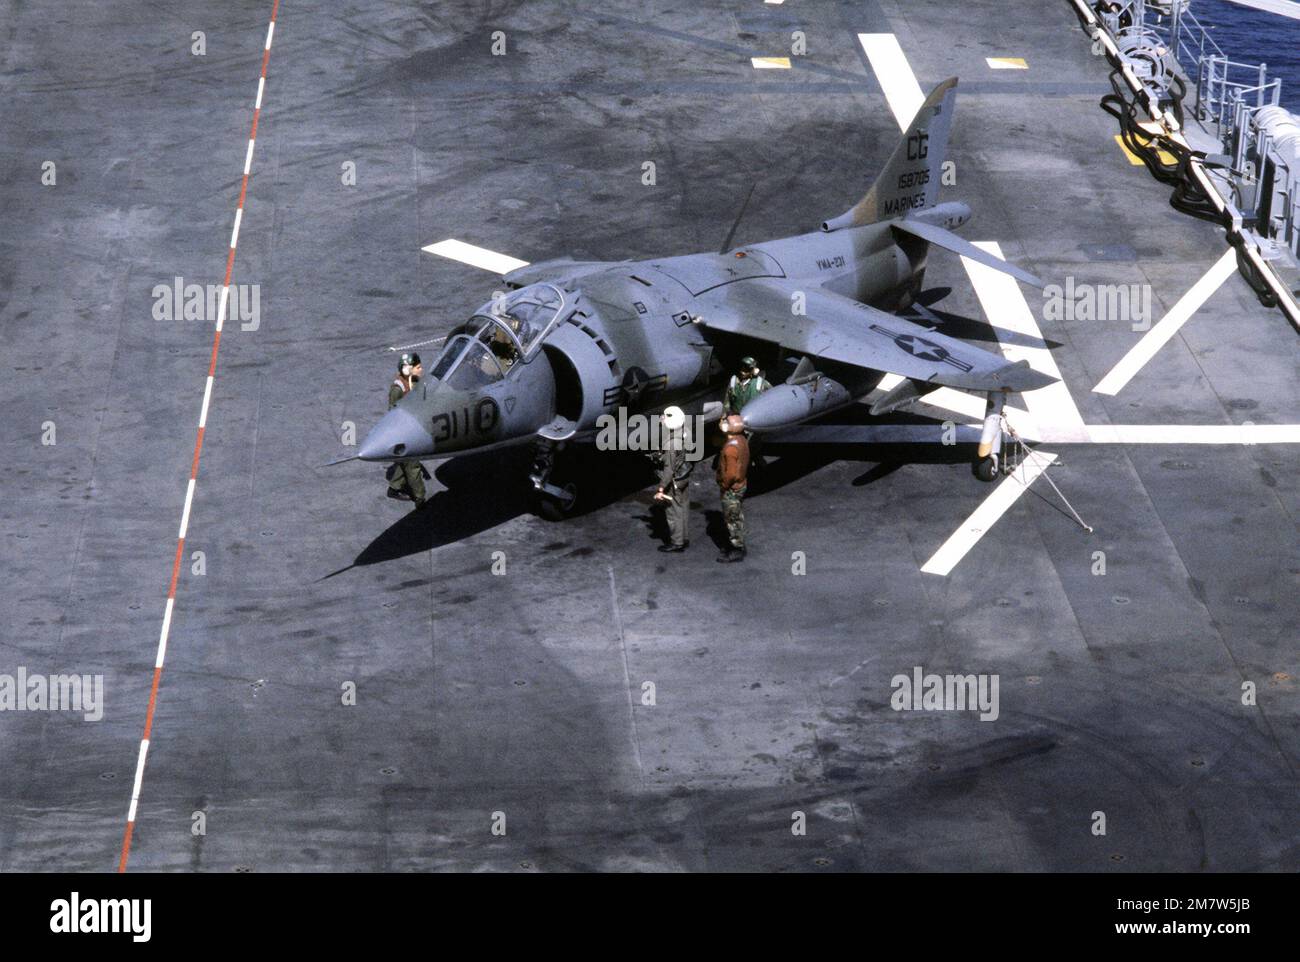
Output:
top-left (716, 434), bottom-right (750, 492)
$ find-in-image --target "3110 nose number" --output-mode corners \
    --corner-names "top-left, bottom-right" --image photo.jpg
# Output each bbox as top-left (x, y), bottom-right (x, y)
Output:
top-left (432, 397), bottom-right (499, 443)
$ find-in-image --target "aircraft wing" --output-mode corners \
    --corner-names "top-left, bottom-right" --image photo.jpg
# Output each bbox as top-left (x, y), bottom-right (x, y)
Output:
top-left (695, 279), bottom-right (1055, 393)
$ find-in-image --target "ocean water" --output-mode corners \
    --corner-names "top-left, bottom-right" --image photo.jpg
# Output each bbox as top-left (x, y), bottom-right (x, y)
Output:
top-left (1184, 0), bottom-right (1300, 110)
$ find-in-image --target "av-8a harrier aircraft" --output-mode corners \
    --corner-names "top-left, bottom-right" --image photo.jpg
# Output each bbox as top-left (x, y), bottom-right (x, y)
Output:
top-left (356, 77), bottom-right (1055, 515)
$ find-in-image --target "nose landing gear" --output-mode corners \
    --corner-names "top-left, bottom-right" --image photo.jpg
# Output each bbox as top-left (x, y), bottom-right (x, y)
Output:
top-left (529, 435), bottom-right (579, 520)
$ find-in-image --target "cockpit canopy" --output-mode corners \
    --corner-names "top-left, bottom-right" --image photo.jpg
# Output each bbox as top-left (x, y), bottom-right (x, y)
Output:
top-left (429, 283), bottom-right (573, 390)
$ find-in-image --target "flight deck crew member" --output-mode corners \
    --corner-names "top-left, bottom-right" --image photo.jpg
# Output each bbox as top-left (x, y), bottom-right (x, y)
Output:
top-left (715, 414), bottom-right (750, 563)
top-left (723, 356), bottom-right (770, 471)
top-left (653, 406), bottom-right (692, 553)
top-left (723, 356), bottom-right (771, 416)
top-left (386, 352), bottom-right (428, 508)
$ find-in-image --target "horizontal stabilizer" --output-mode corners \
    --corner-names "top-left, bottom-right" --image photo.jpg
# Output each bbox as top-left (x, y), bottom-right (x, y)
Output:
top-left (892, 218), bottom-right (1044, 288)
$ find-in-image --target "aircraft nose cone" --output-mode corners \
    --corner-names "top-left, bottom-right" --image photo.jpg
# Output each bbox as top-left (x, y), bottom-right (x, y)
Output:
top-left (358, 406), bottom-right (434, 461)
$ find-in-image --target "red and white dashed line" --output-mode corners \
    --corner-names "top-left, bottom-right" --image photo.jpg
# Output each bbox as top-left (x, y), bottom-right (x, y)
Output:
top-left (117, 0), bottom-right (281, 874)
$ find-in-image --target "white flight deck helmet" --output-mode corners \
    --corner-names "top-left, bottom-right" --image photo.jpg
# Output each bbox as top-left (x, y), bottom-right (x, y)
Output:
top-left (661, 406), bottom-right (686, 431)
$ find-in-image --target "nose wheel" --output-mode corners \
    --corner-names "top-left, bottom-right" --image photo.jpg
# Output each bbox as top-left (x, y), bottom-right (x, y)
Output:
top-left (529, 437), bottom-right (579, 520)
top-left (535, 481), bottom-right (578, 521)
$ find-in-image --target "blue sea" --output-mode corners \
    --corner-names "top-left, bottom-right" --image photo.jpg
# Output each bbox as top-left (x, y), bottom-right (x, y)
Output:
top-left (1187, 0), bottom-right (1300, 109)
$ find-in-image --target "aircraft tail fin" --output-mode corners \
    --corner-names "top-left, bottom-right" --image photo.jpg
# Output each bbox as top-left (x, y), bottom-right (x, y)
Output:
top-left (821, 77), bottom-right (957, 232)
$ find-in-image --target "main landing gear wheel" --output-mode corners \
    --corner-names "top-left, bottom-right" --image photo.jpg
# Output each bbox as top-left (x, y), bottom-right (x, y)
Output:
top-left (974, 454), bottom-right (999, 483)
top-left (535, 481), bottom-right (578, 521)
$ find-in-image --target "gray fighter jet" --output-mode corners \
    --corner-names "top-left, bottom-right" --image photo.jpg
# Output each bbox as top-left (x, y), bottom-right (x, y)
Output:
top-left (356, 77), bottom-right (1054, 515)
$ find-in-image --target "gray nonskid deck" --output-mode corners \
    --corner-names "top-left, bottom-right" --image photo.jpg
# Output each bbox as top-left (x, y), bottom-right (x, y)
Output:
top-left (0, 0), bottom-right (1296, 871)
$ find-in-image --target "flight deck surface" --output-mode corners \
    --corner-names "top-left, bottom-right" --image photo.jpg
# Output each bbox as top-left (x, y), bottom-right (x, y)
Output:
top-left (1, 0), bottom-right (1297, 871)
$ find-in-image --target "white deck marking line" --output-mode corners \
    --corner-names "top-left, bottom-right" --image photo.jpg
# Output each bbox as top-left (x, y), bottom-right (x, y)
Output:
top-left (751, 56), bottom-right (792, 69)
top-left (773, 424), bottom-right (986, 444)
top-left (852, 37), bottom-right (1072, 575)
top-left (198, 376), bottom-right (214, 428)
top-left (215, 284), bottom-right (228, 333)
top-left (119, 0), bottom-right (281, 874)
top-left (156, 598), bottom-right (174, 669)
top-left (962, 242), bottom-right (1089, 441)
top-left (243, 139), bottom-right (255, 176)
top-left (857, 34), bottom-right (924, 130)
top-left (986, 57), bottom-right (1028, 69)
top-left (874, 373), bottom-right (1035, 433)
top-left (920, 453), bottom-right (1059, 576)
top-left (422, 239), bottom-right (530, 275)
top-left (1092, 249), bottom-right (1238, 396)
top-left (778, 422), bottom-right (1300, 446)
top-left (126, 740), bottom-right (149, 823)
top-left (177, 479), bottom-right (196, 539)
top-left (1085, 424), bottom-right (1300, 444)
top-left (256, 76), bottom-right (265, 109)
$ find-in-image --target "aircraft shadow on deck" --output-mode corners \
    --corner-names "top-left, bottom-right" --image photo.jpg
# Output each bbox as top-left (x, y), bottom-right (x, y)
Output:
top-left (912, 287), bottom-right (1061, 351)
top-left (325, 447), bottom-right (660, 573)
top-left (326, 403), bottom-right (1012, 576)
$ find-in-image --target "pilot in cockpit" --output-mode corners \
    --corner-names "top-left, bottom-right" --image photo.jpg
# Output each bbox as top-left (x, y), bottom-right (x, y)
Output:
top-left (487, 313), bottom-right (531, 373)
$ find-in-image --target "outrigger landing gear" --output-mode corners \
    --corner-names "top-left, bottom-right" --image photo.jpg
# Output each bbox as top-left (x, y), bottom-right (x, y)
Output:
top-left (974, 390), bottom-right (1006, 482)
top-left (529, 435), bottom-right (578, 521)
top-left (970, 390), bottom-right (1094, 534)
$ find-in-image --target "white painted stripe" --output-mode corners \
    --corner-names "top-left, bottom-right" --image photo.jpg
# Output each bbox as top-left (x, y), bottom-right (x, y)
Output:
top-left (199, 376), bottom-right (214, 428)
top-left (771, 423), bottom-right (986, 444)
top-left (156, 598), bottom-right (174, 669)
top-left (125, 1), bottom-right (278, 875)
top-left (1084, 423), bottom-right (1300, 444)
top-left (921, 452), bottom-right (1059, 576)
top-left (422, 239), bottom-right (530, 274)
top-left (751, 57), bottom-right (792, 69)
top-left (873, 373), bottom-right (1037, 435)
top-left (962, 242), bottom-right (1090, 441)
top-left (178, 479), bottom-right (197, 539)
top-left (775, 420), bottom-right (1300, 446)
top-left (216, 285), bottom-right (229, 333)
top-left (986, 57), bottom-right (1028, 69)
top-left (255, 76), bottom-right (265, 109)
top-left (127, 739), bottom-right (150, 823)
top-left (1092, 250), bottom-right (1237, 396)
top-left (857, 34), bottom-right (923, 130)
